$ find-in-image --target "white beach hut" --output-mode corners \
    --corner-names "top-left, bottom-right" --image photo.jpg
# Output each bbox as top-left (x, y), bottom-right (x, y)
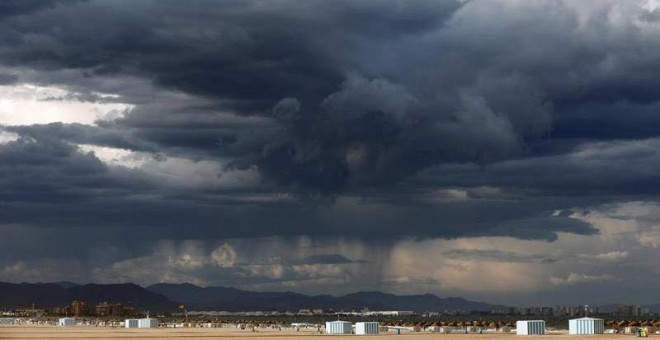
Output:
top-left (0, 318), bottom-right (15, 325)
top-left (138, 318), bottom-right (159, 328)
top-left (516, 320), bottom-right (545, 335)
top-left (58, 317), bottom-right (75, 327)
top-left (125, 319), bottom-right (139, 328)
top-left (325, 321), bottom-right (352, 334)
top-left (569, 317), bottom-right (604, 335)
top-left (439, 326), bottom-right (453, 333)
top-left (355, 322), bottom-right (379, 335)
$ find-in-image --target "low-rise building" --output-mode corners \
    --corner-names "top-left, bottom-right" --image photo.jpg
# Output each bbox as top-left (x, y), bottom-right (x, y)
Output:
top-left (138, 318), bottom-right (159, 328)
top-left (326, 321), bottom-right (352, 334)
top-left (569, 317), bottom-right (604, 335)
top-left (516, 320), bottom-right (545, 335)
top-left (355, 322), bottom-right (379, 335)
top-left (58, 317), bottom-right (76, 327)
top-left (125, 319), bottom-right (139, 328)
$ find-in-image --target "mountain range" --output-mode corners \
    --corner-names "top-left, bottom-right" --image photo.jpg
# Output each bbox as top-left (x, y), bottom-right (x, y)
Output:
top-left (0, 282), bottom-right (177, 311)
top-left (147, 283), bottom-right (501, 312)
top-left (0, 281), bottom-right (501, 313)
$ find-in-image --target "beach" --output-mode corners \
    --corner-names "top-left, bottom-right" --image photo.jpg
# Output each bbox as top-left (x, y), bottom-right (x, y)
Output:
top-left (0, 326), bottom-right (651, 340)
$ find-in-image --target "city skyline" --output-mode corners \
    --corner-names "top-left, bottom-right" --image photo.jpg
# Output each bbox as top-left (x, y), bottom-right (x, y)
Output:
top-left (1, 0), bottom-right (660, 306)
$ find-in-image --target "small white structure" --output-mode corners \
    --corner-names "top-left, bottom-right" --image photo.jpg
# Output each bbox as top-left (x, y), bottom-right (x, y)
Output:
top-left (569, 317), bottom-right (604, 335)
top-left (387, 327), bottom-right (413, 334)
top-left (624, 326), bottom-right (638, 334)
top-left (125, 319), bottom-right (139, 328)
top-left (58, 317), bottom-right (75, 327)
top-left (138, 318), bottom-right (159, 328)
top-left (516, 320), bottom-right (545, 335)
top-left (440, 326), bottom-right (453, 334)
top-left (325, 321), bottom-right (352, 334)
top-left (0, 318), bottom-right (15, 325)
top-left (355, 322), bottom-right (379, 335)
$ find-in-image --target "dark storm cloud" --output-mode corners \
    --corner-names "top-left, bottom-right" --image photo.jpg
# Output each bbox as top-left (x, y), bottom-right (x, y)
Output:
top-left (0, 127), bottom-right (594, 248)
top-left (0, 1), bottom-right (461, 105)
top-left (414, 137), bottom-right (660, 198)
top-left (553, 101), bottom-right (660, 139)
top-left (0, 0), bottom-right (519, 193)
top-left (0, 0), bottom-right (62, 19)
top-left (3, 0), bottom-right (660, 256)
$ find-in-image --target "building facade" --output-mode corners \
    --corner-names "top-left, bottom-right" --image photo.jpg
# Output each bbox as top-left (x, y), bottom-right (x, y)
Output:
top-left (569, 317), bottom-right (605, 335)
top-left (58, 317), bottom-right (76, 327)
top-left (326, 321), bottom-right (352, 334)
top-left (355, 322), bottom-right (379, 335)
top-left (516, 320), bottom-right (545, 335)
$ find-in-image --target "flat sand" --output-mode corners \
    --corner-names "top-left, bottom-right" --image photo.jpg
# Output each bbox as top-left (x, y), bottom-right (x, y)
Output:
top-left (0, 326), bottom-right (653, 340)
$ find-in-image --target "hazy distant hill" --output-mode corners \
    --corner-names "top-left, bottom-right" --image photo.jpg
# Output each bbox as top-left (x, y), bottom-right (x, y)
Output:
top-left (68, 283), bottom-right (179, 311)
top-left (147, 283), bottom-right (502, 312)
top-left (340, 291), bottom-right (498, 312)
top-left (52, 281), bottom-right (81, 289)
top-left (0, 282), bottom-right (68, 308)
top-left (0, 281), bottom-right (503, 313)
top-left (3, 281), bottom-right (658, 314)
top-left (0, 282), bottom-right (177, 311)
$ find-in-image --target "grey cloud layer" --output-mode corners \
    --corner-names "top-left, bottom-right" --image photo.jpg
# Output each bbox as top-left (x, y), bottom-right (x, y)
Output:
top-left (2, 0), bottom-right (660, 299)
top-left (1, 0), bottom-right (658, 231)
top-left (0, 0), bottom-right (549, 193)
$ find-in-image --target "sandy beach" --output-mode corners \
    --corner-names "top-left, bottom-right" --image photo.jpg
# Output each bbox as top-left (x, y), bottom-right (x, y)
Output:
top-left (0, 326), bottom-right (653, 340)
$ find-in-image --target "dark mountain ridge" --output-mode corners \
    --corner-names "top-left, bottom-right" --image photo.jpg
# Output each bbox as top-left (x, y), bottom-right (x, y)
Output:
top-left (0, 282), bottom-right (177, 311)
top-left (2, 282), bottom-right (659, 314)
top-left (1, 281), bottom-right (507, 313)
top-left (147, 283), bottom-right (502, 312)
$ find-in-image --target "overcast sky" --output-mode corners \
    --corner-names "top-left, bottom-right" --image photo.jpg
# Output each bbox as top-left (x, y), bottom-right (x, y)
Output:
top-left (2, 0), bottom-right (660, 306)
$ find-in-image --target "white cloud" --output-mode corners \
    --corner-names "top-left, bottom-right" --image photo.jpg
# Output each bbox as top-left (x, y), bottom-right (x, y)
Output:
top-left (425, 189), bottom-right (470, 203)
top-left (550, 273), bottom-right (615, 286)
top-left (0, 129), bottom-right (19, 144)
top-left (78, 144), bottom-right (262, 189)
top-left (247, 264), bottom-right (285, 280)
top-left (210, 243), bottom-right (237, 268)
top-left (639, 228), bottom-right (660, 248)
top-left (168, 253), bottom-right (206, 270)
top-left (578, 251), bottom-right (629, 262)
top-left (575, 201), bottom-right (660, 249)
top-left (0, 84), bottom-right (133, 126)
top-left (77, 144), bottom-right (150, 169)
top-left (292, 264), bottom-right (344, 279)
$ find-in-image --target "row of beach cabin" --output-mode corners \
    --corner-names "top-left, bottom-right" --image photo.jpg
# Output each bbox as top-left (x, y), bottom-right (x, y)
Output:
top-left (48, 316), bottom-right (644, 335)
top-left (326, 321), bottom-right (379, 335)
top-left (57, 317), bottom-right (159, 328)
top-left (329, 318), bottom-right (606, 335)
